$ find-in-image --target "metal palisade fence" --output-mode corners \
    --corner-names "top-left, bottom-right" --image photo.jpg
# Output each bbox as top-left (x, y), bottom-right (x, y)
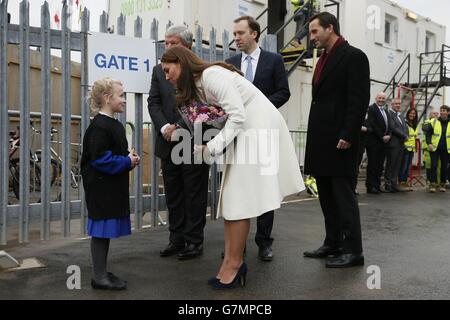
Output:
top-left (0, 0), bottom-right (301, 245)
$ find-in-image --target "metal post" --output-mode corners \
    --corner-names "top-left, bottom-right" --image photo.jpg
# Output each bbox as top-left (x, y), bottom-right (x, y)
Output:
top-left (40, 1), bottom-right (51, 240)
top-left (116, 13), bottom-right (127, 126)
top-left (222, 30), bottom-right (230, 61)
top-left (0, 0), bottom-right (9, 245)
top-left (79, 7), bottom-right (90, 236)
top-left (440, 44), bottom-right (444, 82)
top-left (149, 28), bottom-right (159, 227)
top-left (194, 25), bottom-right (203, 60)
top-left (99, 10), bottom-right (108, 33)
top-left (61, 1), bottom-right (72, 237)
top-left (209, 27), bottom-right (216, 62)
top-left (19, 0), bottom-right (30, 243)
top-left (407, 54), bottom-right (410, 85)
top-left (134, 16), bottom-right (144, 230)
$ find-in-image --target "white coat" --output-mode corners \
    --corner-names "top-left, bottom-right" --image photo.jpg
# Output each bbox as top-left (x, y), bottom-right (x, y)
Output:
top-left (200, 66), bottom-right (305, 220)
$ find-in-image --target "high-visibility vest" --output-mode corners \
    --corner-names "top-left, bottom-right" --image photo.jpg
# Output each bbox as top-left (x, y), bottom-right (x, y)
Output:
top-left (291, 0), bottom-right (319, 12)
top-left (421, 119), bottom-right (432, 150)
top-left (429, 118), bottom-right (450, 153)
top-left (404, 125), bottom-right (418, 152)
top-left (421, 119), bottom-right (432, 168)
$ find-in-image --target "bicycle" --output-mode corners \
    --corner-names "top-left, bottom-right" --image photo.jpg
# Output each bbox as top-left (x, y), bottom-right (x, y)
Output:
top-left (8, 125), bottom-right (58, 203)
top-left (31, 122), bottom-right (82, 201)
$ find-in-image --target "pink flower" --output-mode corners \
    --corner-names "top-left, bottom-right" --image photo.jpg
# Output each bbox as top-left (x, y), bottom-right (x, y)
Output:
top-left (195, 113), bottom-right (209, 123)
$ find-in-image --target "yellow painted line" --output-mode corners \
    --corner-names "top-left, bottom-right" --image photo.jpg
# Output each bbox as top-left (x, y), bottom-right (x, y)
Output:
top-left (282, 197), bottom-right (318, 204)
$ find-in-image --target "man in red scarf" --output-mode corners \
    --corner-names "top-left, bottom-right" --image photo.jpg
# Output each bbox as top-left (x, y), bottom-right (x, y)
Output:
top-left (303, 12), bottom-right (370, 268)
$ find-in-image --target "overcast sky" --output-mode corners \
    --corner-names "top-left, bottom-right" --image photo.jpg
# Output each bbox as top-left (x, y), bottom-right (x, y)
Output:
top-left (7, 0), bottom-right (450, 44)
top-left (394, 0), bottom-right (450, 45)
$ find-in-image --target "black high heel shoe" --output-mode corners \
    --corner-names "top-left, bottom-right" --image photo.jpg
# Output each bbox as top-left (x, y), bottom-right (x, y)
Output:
top-left (210, 262), bottom-right (247, 290)
top-left (208, 277), bottom-right (220, 285)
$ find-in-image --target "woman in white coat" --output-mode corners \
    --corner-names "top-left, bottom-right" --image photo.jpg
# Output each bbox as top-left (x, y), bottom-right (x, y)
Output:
top-left (161, 46), bottom-right (305, 289)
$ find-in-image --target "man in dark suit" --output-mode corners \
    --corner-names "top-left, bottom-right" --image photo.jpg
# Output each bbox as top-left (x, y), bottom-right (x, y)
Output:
top-left (147, 26), bottom-right (210, 260)
top-left (366, 92), bottom-right (392, 194)
top-left (384, 98), bottom-right (408, 192)
top-left (303, 12), bottom-right (370, 268)
top-left (226, 15), bottom-right (290, 261)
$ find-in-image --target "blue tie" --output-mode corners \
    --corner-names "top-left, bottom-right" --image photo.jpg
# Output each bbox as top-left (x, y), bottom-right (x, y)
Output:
top-left (245, 55), bottom-right (253, 82)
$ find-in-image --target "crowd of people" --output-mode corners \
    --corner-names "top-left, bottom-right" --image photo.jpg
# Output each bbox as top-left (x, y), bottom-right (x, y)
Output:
top-left (362, 92), bottom-right (450, 194)
top-left (78, 9), bottom-right (447, 293)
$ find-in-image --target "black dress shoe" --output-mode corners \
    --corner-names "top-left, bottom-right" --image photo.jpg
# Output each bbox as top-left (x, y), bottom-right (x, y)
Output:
top-left (91, 277), bottom-right (127, 290)
top-left (325, 253), bottom-right (364, 268)
top-left (391, 185), bottom-right (403, 192)
top-left (366, 188), bottom-right (380, 194)
top-left (381, 186), bottom-right (394, 193)
top-left (160, 243), bottom-right (185, 257)
top-left (303, 245), bottom-right (342, 258)
top-left (258, 247), bottom-right (273, 261)
top-left (177, 243), bottom-right (203, 260)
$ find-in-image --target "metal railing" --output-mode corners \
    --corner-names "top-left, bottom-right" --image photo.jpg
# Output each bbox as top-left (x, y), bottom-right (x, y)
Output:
top-left (0, 0), bottom-right (306, 246)
top-left (383, 54), bottom-right (411, 99)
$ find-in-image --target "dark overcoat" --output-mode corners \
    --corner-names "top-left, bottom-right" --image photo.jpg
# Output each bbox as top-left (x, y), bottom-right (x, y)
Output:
top-left (304, 41), bottom-right (370, 177)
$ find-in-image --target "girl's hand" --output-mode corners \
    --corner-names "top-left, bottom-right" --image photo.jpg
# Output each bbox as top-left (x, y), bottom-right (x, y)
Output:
top-left (128, 150), bottom-right (140, 168)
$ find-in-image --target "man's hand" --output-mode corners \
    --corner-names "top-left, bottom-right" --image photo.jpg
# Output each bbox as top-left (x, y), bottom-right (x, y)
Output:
top-left (382, 135), bottom-right (391, 144)
top-left (337, 139), bottom-right (351, 150)
top-left (428, 144), bottom-right (434, 152)
top-left (163, 124), bottom-right (177, 142)
top-left (361, 126), bottom-right (368, 133)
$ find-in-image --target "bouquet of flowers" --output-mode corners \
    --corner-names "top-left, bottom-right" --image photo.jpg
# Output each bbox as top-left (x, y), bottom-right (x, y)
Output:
top-left (179, 101), bottom-right (228, 135)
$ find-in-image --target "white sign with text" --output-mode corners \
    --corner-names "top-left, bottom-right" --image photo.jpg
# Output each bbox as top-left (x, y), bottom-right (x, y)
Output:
top-left (88, 32), bottom-right (156, 93)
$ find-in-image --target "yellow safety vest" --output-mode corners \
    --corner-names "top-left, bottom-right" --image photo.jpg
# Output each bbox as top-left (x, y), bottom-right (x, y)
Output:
top-left (430, 118), bottom-right (450, 153)
top-left (421, 119), bottom-right (431, 150)
top-left (404, 125), bottom-right (418, 152)
top-left (290, 0), bottom-right (319, 11)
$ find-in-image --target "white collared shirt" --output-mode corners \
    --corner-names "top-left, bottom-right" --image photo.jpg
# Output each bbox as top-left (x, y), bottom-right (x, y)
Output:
top-left (99, 111), bottom-right (115, 119)
top-left (241, 47), bottom-right (261, 83)
top-left (378, 105), bottom-right (388, 130)
top-left (396, 111), bottom-right (402, 122)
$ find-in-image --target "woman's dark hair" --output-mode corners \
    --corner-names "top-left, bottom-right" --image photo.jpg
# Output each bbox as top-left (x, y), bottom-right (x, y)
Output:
top-left (161, 46), bottom-right (243, 106)
top-left (309, 12), bottom-right (341, 37)
top-left (233, 15), bottom-right (261, 43)
top-left (405, 108), bottom-right (418, 129)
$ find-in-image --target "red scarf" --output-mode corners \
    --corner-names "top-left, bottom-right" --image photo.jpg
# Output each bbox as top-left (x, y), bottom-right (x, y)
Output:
top-left (313, 37), bottom-right (345, 86)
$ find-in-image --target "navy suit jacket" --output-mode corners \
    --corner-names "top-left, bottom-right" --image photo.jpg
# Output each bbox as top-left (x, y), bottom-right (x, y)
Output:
top-left (226, 49), bottom-right (290, 108)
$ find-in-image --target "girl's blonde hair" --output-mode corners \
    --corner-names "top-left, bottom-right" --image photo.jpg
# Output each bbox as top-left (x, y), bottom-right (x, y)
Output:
top-left (88, 78), bottom-right (123, 115)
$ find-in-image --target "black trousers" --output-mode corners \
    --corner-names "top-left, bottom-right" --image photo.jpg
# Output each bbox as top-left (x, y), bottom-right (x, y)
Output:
top-left (316, 176), bottom-right (363, 254)
top-left (255, 211), bottom-right (274, 249)
top-left (161, 158), bottom-right (210, 246)
top-left (384, 145), bottom-right (404, 187)
top-left (366, 140), bottom-right (387, 190)
top-left (430, 149), bottom-right (450, 184)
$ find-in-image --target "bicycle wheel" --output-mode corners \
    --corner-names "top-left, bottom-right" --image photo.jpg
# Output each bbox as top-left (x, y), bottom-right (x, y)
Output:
top-left (34, 153), bottom-right (60, 186)
top-left (10, 159), bottom-right (42, 203)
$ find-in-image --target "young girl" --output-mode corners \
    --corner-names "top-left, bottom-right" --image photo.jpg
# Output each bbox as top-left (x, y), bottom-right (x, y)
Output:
top-left (81, 78), bottom-right (140, 290)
